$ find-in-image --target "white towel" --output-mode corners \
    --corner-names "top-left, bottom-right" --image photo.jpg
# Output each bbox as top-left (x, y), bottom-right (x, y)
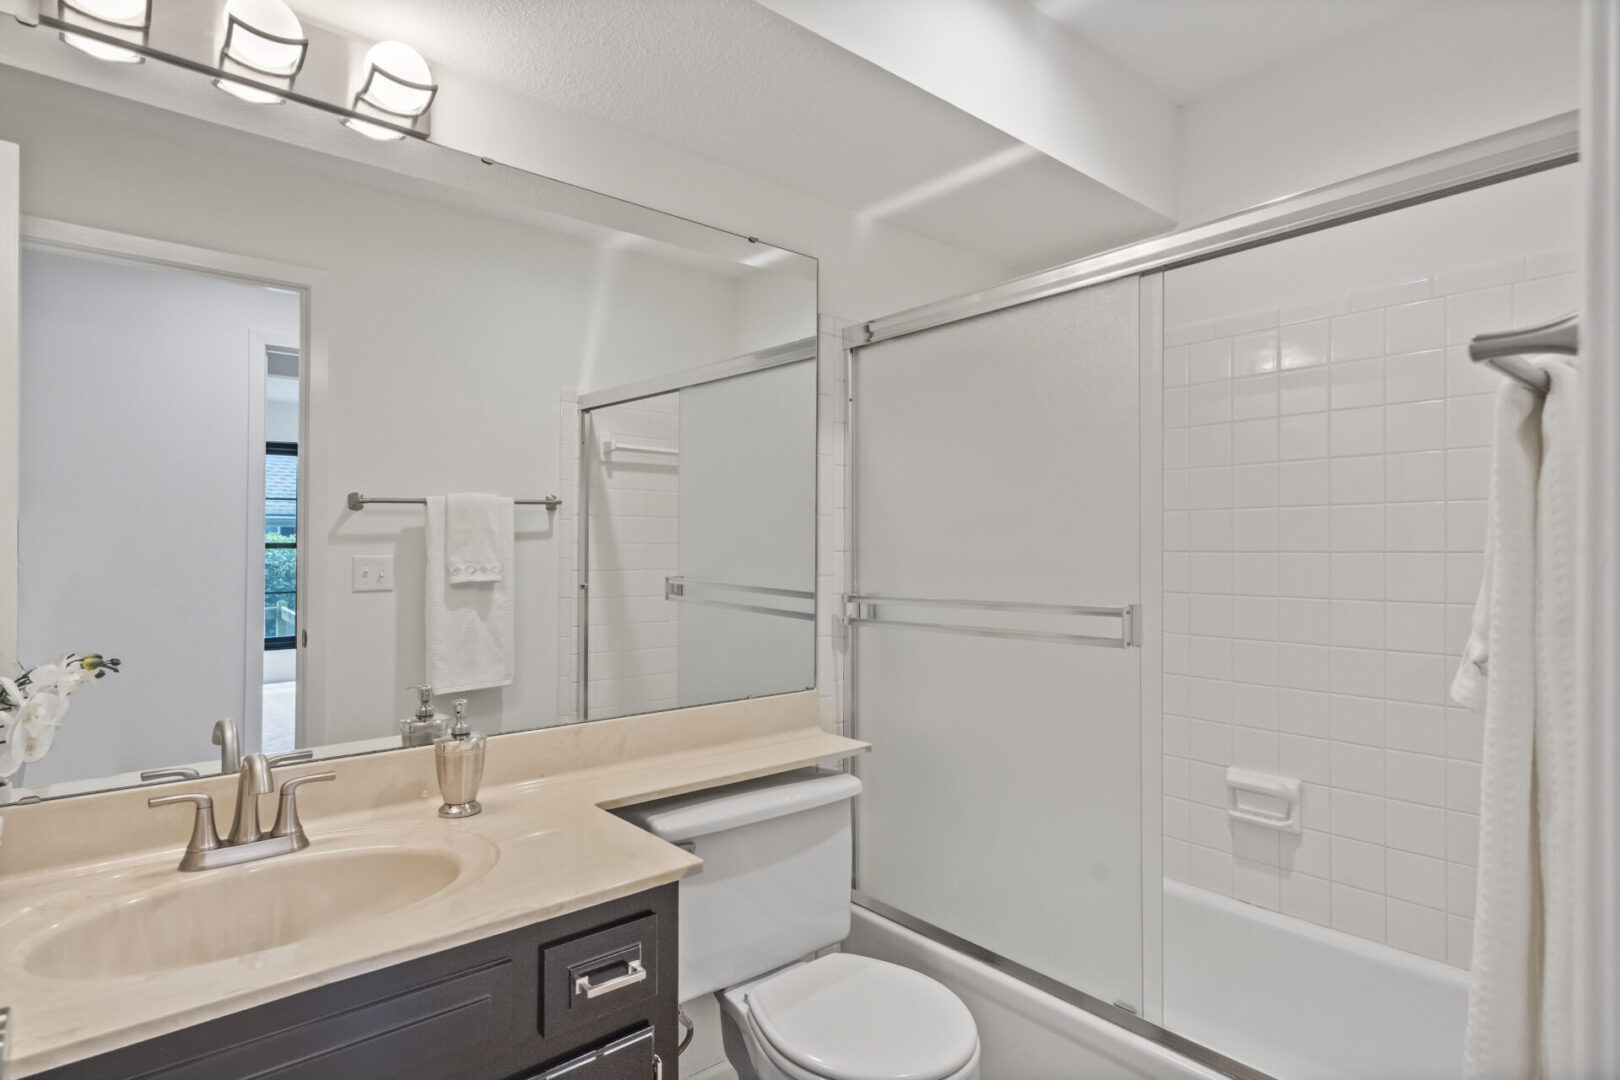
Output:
top-left (1453, 358), bottom-right (1579, 1080)
top-left (446, 493), bottom-right (507, 584)
top-left (425, 495), bottom-right (514, 693)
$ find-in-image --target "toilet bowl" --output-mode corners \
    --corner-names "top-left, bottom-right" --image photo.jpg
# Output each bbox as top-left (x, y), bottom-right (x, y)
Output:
top-left (612, 770), bottom-right (981, 1080)
top-left (719, 953), bottom-right (981, 1080)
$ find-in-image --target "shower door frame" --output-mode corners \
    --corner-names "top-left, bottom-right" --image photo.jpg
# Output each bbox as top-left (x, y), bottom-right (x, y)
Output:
top-left (842, 112), bottom-right (1578, 1080)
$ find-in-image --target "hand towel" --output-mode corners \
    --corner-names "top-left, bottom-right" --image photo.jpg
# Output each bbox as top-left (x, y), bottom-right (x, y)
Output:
top-left (446, 493), bottom-right (507, 584)
top-left (1453, 357), bottom-right (1580, 1080)
top-left (425, 495), bottom-right (514, 693)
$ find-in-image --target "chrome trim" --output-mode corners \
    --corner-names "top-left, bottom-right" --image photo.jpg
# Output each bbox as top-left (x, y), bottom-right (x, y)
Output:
top-left (845, 594), bottom-right (1138, 649)
top-left (846, 113), bottom-right (1578, 350)
top-left (578, 337), bottom-right (815, 410)
top-left (1470, 312), bottom-right (1578, 395)
top-left (851, 893), bottom-right (1276, 1080)
top-left (1, 1004), bottom-right (8, 1080)
top-left (346, 492), bottom-right (562, 511)
top-left (574, 958), bottom-right (647, 999)
top-left (140, 767), bottom-right (200, 783)
top-left (665, 576), bottom-right (816, 621)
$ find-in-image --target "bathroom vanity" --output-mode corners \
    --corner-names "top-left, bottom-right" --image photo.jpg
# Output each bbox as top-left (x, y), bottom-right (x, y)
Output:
top-left (33, 886), bottom-right (678, 1080)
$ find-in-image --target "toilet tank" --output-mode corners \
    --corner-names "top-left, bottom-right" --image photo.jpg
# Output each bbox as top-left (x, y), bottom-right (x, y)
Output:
top-left (614, 769), bottom-right (862, 1000)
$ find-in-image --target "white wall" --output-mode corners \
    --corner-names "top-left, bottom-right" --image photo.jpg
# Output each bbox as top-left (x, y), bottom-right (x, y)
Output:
top-left (18, 249), bottom-right (299, 784)
top-left (1, 66), bottom-right (780, 749)
top-left (1158, 165), bottom-right (1578, 967)
top-left (1175, 2), bottom-right (1581, 225)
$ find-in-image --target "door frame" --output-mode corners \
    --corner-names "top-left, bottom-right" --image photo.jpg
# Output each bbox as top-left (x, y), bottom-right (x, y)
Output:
top-left (8, 215), bottom-right (330, 748)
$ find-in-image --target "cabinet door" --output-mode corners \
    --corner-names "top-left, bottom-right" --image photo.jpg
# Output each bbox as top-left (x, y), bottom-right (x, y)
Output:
top-left (522, 1025), bottom-right (656, 1080)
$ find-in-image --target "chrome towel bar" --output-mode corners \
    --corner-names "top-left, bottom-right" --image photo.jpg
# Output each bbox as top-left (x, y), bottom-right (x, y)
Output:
top-left (664, 576), bottom-right (815, 621)
top-left (845, 594), bottom-right (1139, 650)
top-left (346, 492), bottom-right (561, 511)
top-left (1468, 312), bottom-right (1577, 395)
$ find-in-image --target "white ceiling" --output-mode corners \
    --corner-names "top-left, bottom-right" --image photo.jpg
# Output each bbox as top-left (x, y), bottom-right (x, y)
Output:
top-left (1030, 0), bottom-right (1440, 103)
top-left (295, 0), bottom-right (1169, 274)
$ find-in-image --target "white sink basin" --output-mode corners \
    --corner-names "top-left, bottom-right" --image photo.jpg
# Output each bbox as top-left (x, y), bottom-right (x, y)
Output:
top-left (23, 838), bottom-right (494, 979)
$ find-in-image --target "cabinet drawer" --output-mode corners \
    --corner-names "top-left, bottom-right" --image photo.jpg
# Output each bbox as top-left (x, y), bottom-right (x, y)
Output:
top-left (154, 960), bottom-right (513, 1080)
top-left (540, 913), bottom-right (659, 1036)
top-left (519, 1025), bottom-right (657, 1080)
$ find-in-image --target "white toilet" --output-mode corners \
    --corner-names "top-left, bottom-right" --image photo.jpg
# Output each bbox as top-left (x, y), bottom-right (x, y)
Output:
top-left (615, 770), bottom-right (981, 1080)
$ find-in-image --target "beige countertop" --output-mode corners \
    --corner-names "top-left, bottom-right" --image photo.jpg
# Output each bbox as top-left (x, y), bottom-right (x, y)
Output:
top-left (0, 691), bottom-right (866, 1077)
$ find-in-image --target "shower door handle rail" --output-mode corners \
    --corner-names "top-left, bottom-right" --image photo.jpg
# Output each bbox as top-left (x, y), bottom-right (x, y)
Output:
top-left (845, 594), bottom-right (1139, 649)
top-left (665, 576), bottom-right (816, 621)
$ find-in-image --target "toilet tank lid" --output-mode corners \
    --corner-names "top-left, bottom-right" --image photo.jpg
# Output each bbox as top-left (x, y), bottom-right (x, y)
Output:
top-left (613, 769), bottom-right (861, 843)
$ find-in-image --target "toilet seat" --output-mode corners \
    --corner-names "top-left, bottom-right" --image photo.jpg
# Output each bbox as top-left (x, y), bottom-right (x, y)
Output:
top-left (740, 953), bottom-right (980, 1080)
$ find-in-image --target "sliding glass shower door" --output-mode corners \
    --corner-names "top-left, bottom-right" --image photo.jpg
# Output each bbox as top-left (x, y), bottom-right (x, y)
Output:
top-left (849, 277), bottom-right (1148, 1012)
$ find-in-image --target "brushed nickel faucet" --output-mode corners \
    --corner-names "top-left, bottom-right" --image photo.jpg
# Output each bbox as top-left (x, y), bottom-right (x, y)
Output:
top-left (147, 751), bottom-right (334, 872)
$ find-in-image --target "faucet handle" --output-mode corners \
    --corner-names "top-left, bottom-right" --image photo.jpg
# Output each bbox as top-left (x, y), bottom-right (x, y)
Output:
top-left (267, 750), bottom-right (314, 769)
top-left (270, 771), bottom-right (336, 840)
top-left (141, 767), bottom-right (201, 783)
top-left (147, 792), bottom-right (222, 856)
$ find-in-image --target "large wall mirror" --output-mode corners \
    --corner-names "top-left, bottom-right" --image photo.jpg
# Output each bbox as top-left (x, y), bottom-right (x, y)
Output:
top-left (0, 16), bottom-right (817, 801)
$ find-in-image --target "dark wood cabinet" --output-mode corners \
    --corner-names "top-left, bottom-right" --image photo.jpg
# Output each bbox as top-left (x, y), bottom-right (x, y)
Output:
top-left (37, 885), bottom-right (677, 1080)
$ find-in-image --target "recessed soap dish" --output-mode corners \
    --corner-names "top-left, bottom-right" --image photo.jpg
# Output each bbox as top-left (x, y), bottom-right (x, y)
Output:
top-left (1225, 767), bottom-right (1302, 833)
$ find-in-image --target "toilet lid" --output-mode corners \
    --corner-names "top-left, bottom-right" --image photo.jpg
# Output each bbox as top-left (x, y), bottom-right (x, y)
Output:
top-left (747, 954), bottom-right (978, 1080)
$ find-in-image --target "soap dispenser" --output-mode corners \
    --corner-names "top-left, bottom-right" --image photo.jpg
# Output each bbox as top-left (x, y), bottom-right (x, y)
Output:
top-left (434, 699), bottom-right (485, 818)
top-left (401, 685), bottom-right (449, 747)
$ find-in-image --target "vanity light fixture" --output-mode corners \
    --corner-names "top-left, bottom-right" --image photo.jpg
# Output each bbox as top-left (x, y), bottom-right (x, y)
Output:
top-left (56, 0), bottom-right (151, 63)
top-left (345, 40), bottom-right (438, 141)
top-left (215, 0), bottom-right (308, 105)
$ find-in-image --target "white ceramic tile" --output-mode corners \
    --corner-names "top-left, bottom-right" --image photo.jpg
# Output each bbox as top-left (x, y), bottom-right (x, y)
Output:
top-left (1233, 858), bottom-right (1282, 910)
top-left (1386, 897), bottom-right (1447, 961)
top-left (1385, 300), bottom-right (1445, 354)
top-left (1447, 708), bottom-right (1484, 763)
top-left (1232, 374), bottom-right (1279, 420)
top-left (1277, 643), bottom-right (1331, 692)
top-left (1386, 401), bottom-right (1447, 453)
top-left (1386, 502), bottom-right (1445, 552)
top-left (1331, 741), bottom-right (1385, 795)
top-left (1277, 689), bottom-right (1330, 738)
top-left (1165, 387), bottom-right (1190, 428)
top-left (1512, 273), bottom-right (1579, 326)
top-left (1331, 406), bottom-right (1384, 457)
top-left (1278, 461), bottom-right (1331, 506)
top-left (1444, 285), bottom-right (1514, 345)
top-left (1331, 358), bottom-right (1385, 409)
top-left (1447, 500), bottom-right (1487, 552)
top-left (1165, 322), bottom-right (1214, 348)
top-left (1231, 464), bottom-right (1280, 508)
top-left (1332, 647), bottom-right (1385, 698)
top-left (1163, 592), bottom-right (1190, 634)
top-left (1330, 694), bottom-right (1384, 746)
top-left (1232, 725), bottom-right (1280, 770)
top-left (1189, 423), bottom-right (1233, 466)
top-left (1188, 635), bottom-right (1233, 679)
top-left (1233, 330), bottom-right (1279, 377)
top-left (1385, 349), bottom-right (1447, 404)
top-left (1188, 845), bottom-right (1234, 894)
top-left (1331, 457), bottom-right (1383, 504)
top-left (1280, 871), bottom-right (1332, 926)
top-left (1279, 367), bottom-right (1329, 414)
top-left (1279, 320), bottom-right (1330, 369)
top-left (1279, 733), bottom-right (1331, 784)
top-left (1387, 702), bottom-right (1448, 756)
top-left (1447, 862), bottom-right (1478, 918)
top-left (1279, 553), bottom-right (1331, 598)
top-left (1386, 451), bottom-right (1446, 502)
top-left (1232, 683), bottom-right (1280, 729)
top-left (1447, 759), bottom-right (1482, 813)
top-left (1446, 552), bottom-right (1483, 605)
top-left (1163, 838), bottom-right (1191, 883)
top-left (1446, 394), bottom-right (1494, 449)
top-left (1386, 799), bottom-right (1448, 858)
top-left (1189, 509), bottom-right (1232, 551)
top-left (1279, 507), bottom-right (1331, 551)
top-left (1331, 834), bottom-right (1386, 891)
top-left (1232, 508), bottom-right (1279, 551)
top-left (1279, 413), bottom-right (1329, 460)
top-left (1331, 553), bottom-right (1384, 600)
top-left (1279, 598), bottom-right (1332, 645)
top-left (1433, 259), bottom-right (1523, 298)
top-left (1164, 552), bottom-right (1189, 592)
top-left (1280, 296), bottom-right (1349, 325)
top-left (1232, 419), bottom-right (1278, 464)
top-left (1330, 600), bottom-right (1383, 649)
top-left (1385, 552), bottom-right (1444, 602)
top-left (1448, 915), bottom-right (1474, 968)
top-left (1331, 882), bottom-right (1385, 941)
top-left (1164, 510), bottom-right (1190, 551)
top-left (1232, 552), bottom-right (1279, 596)
top-left (1331, 310), bottom-right (1384, 362)
top-left (1386, 750), bottom-right (1446, 808)
top-left (1385, 602), bottom-right (1445, 654)
top-left (1331, 788), bottom-right (1385, 844)
top-left (1187, 466), bottom-right (1232, 509)
top-left (1232, 597), bottom-right (1280, 640)
top-left (1188, 593), bottom-right (1233, 636)
top-left (1446, 447), bottom-right (1491, 500)
top-left (1189, 552), bottom-right (1233, 593)
top-left (1189, 382), bottom-right (1233, 425)
top-left (1232, 640), bottom-right (1279, 686)
top-left (1213, 310), bottom-right (1278, 338)
top-left (1190, 338), bottom-right (1233, 384)
top-left (1188, 717), bottom-right (1232, 765)
top-left (1331, 505), bottom-right (1385, 551)
top-left (1525, 250), bottom-right (1577, 279)
top-left (1164, 428), bottom-right (1189, 473)
top-left (1445, 343), bottom-right (1501, 397)
top-left (1387, 651), bottom-right (1446, 705)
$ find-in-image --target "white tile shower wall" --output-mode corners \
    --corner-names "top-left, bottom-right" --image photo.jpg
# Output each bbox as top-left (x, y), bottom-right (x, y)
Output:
top-left (1161, 251), bottom-right (1578, 968)
top-left (581, 395), bottom-right (681, 720)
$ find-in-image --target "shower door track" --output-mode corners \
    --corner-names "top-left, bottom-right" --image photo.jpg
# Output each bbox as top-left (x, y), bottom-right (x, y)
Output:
top-left (843, 111), bottom-right (1576, 350)
top-left (852, 892), bottom-right (1277, 1080)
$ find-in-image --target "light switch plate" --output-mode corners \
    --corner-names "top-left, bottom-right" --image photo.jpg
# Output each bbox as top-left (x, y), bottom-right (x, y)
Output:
top-left (352, 555), bottom-right (394, 592)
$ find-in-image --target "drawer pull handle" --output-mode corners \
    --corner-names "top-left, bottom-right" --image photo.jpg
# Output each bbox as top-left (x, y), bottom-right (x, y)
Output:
top-left (574, 958), bottom-right (647, 999)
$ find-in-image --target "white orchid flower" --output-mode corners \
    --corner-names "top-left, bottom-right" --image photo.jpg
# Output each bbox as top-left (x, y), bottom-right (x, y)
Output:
top-left (26, 662), bottom-right (62, 692)
top-left (16, 691), bottom-right (67, 763)
top-left (55, 667), bottom-right (91, 695)
top-left (0, 709), bottom-right (19, 778)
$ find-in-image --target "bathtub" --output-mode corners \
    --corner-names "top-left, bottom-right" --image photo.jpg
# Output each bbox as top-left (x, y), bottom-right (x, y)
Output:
top-left (1163, 880), bottom-right (1470, 1080)
top-left (847, 887), bottom-right (1469, 1080)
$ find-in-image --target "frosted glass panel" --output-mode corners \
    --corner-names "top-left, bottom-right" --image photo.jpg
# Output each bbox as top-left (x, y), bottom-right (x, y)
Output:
top-left (851, 278), bottom-right (1144, 1008)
